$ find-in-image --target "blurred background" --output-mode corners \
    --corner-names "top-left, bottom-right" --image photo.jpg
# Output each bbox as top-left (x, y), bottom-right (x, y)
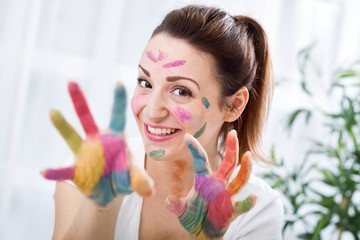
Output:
top-left (0, 0), bottom-right (359, 239)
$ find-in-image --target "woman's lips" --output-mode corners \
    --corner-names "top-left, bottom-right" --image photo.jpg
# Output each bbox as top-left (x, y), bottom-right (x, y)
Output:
top-left (143, 123), bottom-right (182, 142)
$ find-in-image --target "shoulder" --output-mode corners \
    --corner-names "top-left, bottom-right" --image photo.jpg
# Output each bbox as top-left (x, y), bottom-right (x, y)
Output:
top-left (224, 167), bottom-right (284, 240)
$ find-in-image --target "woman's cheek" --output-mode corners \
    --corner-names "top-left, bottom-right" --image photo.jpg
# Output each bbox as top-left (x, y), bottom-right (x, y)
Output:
top-left (172, 105), bottom-right (207, 138)
top-left (131, 94), bottom-right (146, 115)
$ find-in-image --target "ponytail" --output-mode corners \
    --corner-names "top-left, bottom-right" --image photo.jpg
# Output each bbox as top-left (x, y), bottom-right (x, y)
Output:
top-left (220, 16), bottom-right (274, 164)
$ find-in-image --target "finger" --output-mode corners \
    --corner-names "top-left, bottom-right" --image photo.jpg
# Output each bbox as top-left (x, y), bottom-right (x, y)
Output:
top-left (50, 110), bottom-right (83, 154)
top-left (41, 166), bottom-right (74, 180)
top-left (109, 83), bottom-right (127, 134)
top-left (166, 195), bottom-right (188, 217)
top-left (213, 130), bottom-right (238, 181)
top-left (184, 134), bottom-right (211, 176)
top-left (226, 151), bottom-right (252, 195)
top-left (68, 81), bottom-right (99, 138)
top-left (178, 196), bottom-right (207, 235)
top-left (233, 194), bottom-right (257, 216)
top-left (130, 166), bottom-right (155, 197)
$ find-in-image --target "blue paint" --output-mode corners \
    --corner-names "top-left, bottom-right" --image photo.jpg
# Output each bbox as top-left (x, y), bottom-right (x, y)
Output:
top-left (185, 140), bottom-right (209, 175)
top-left (110, 85), bottom-right (127, 133)
top-left (201, 97), bottom-right (210, 109)
top-left (89, 170), bottom-right (132, 206)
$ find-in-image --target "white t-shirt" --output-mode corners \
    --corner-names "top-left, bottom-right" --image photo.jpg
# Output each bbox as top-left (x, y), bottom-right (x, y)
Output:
top-left (115, 138), bottom-right (284, 240)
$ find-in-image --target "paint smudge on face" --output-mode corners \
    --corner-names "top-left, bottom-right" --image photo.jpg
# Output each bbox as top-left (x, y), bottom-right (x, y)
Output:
top-left (149, 149), bottom-right (165, 158)
top-left (162, 60), bottom-right (186, 68)
top-left (194, 122), bottom-right (207, 139)
top-left (146, 49), bottom-right (168, 63)
top-left (172, 160), bottom-right (187, 196)
top-left (201, 97), bottom-right (210, 109)
top-left (174, 106), bottom-right (192, 123)
top-left (131, 94), bottom-right (146, 113)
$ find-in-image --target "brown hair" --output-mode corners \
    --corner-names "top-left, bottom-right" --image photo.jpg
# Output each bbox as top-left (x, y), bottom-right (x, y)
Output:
top-left (152, 5), bottom-right (274, 164)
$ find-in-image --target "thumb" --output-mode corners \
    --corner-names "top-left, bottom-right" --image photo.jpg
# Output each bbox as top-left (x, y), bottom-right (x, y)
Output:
top-left (166, 195), bottom-right (187, 217)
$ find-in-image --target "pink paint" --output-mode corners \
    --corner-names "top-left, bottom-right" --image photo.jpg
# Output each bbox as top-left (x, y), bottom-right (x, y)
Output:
top-left (100, 135), bottom-right (128, 175)
top-left (174, 106), bottom-right (192, 123)
top-left (146, 49), bottom-right (168, 63)
top-left (166, 196), bottom-right (188, 217)
top-left (42, 166), bottom-right (75, 180)
top-left (162, 60), bottom-right (186, 68)
top-left (207, 190), bottom-right (233, 228)
top-left (131, 94), bottom-right (146, 113)
top-left (68, 82), bottom-right (99, 138)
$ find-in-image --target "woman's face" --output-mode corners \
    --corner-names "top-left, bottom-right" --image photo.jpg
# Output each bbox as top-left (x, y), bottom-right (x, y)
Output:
top-left (131, 33), bottom-right (227, 161)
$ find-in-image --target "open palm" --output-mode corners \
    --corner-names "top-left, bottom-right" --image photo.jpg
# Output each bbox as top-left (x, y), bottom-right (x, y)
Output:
top-left (42, 81), bottom-right (154, 206)
top-left (167, 131), bottom-right (256, 239)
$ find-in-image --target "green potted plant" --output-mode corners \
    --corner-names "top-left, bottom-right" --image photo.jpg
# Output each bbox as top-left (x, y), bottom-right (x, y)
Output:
top-left (262, 43), bottom-right (360, 240)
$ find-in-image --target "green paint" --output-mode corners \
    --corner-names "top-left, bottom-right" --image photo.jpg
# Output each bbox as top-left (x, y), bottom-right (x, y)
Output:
top-left (179, 196), bottom-right (207, 234)
top-left (194, 122), bottom-right (207, 139)
top-left (201, 97), bottom-right (210, 109)
top-left (233, 195), bottom-right (253, 215)
top-left (149, 149), bottom-right (165, 158)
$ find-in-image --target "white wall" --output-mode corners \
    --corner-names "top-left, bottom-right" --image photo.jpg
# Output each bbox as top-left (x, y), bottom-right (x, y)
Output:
top-left (0, 0), bottom-right (359, 239)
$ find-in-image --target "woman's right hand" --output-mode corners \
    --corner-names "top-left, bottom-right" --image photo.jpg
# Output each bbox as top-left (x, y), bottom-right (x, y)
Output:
top-left (41, 81), bottom-right (154, 206)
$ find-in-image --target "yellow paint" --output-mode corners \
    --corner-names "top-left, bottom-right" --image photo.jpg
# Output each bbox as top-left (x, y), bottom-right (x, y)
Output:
top-left (130, 168), bottom-right (155, 197)
top-left (50, 110), bottom-right (82, 154)
top-left (73, 140), bottom-right (105, 196)
top-left (196, 231), bottom-right (208, 240)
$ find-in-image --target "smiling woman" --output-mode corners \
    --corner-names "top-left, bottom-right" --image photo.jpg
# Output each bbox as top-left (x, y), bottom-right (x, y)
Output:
top-left (43, 4), bottom-right (283, 240)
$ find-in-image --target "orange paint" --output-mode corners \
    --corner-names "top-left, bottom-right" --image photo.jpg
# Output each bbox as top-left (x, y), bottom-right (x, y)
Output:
top-left (226, 151), bottom-right (252, 195)
top-left (171, 160), bottom-right (187, 196)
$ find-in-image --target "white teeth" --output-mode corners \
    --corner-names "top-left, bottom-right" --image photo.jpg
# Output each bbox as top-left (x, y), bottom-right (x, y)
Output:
top-left (147, 126), bottom-right (177, 135)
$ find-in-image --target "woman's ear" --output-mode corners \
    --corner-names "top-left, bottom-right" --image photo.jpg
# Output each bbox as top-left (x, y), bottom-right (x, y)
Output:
top-left (223, 87), bottom-right (249, 122)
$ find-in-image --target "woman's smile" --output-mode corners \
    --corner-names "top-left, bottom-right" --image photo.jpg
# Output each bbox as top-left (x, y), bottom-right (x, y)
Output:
top-left (143, 122), bottom-right (182, 142)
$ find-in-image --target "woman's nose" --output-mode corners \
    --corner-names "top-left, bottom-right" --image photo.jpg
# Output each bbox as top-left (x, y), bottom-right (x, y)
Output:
top-left (144, 90), bottom-right (169, 122)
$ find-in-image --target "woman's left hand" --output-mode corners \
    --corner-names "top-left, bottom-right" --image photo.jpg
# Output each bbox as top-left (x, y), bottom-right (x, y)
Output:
top-left (166, 130), bottom-right (256, 239)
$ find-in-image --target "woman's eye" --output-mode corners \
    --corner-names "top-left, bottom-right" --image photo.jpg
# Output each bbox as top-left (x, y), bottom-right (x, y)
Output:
top-left (137, 79), bottom-right (152, 88)
top-left (173, 86), bottom-right (193, 97)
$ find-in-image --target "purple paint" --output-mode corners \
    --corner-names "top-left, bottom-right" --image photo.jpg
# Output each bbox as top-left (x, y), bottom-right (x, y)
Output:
top-left (195, 175), bottom-right (225, 202)
top-left (162, 60), bottom-right (186, 68)
top-left (146, 49), bottom-right (168, 63)
top-left (100, 134), bottom-right (128, 175)
top-left (174, 106), bottom-right (192, 123)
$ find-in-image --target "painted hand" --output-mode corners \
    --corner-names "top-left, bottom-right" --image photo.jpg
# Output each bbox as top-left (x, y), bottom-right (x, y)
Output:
top-left (41, 81), bottom-right (154, 206)
top-left (166, 130), bottom-right (256, 239)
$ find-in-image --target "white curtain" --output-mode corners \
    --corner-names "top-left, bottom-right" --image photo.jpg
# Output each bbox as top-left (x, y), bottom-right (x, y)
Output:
top-left (0, 0), bottom-right (359, 239)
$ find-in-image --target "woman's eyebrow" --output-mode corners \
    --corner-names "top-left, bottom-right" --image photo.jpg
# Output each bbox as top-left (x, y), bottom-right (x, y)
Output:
top-left (139, 64), bottom-right (200, 90)
top-left (139, 65), bottom-right (150, 77)
top-left (166, 76), bottom-right (200, 90)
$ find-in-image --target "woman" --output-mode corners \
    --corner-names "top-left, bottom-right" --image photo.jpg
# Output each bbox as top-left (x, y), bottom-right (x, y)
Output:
top-left (43, 5), bottom-right (283, 240)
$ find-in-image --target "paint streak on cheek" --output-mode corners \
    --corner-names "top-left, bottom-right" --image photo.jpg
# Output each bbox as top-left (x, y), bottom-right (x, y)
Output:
top-left (202, 97), bottom-right (210, 109)
top-left (171, 160), bottom-right (187, 196)
top-left (173, 106), bottom-right (192, 123)
top-left (131, 94), bottom-right (146, 114)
